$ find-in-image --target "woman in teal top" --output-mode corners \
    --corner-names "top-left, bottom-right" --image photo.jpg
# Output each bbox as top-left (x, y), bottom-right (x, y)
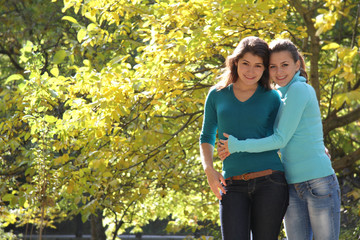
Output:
top-left (218, 39), bottom-right (341, 240)
top-left (200, 36), bottom-right (288, 240)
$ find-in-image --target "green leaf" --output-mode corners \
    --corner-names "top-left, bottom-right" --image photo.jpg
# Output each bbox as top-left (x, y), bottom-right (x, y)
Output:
top-left (5, 74), bottom-right (24, 83)
top-left (53, 50), bottom-right (67, 64)
top-left (2, 194), bottom-right (14, 202)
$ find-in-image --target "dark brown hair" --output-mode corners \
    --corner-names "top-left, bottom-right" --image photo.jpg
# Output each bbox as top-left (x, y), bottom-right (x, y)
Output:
top-left (216, 36), bottom-right (271, 90)
top-left (269, 39), bottom-right (308, 82)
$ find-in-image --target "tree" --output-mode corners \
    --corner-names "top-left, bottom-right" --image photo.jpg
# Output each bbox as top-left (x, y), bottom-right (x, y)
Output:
top-left (0, 0), bottom-right (359, 239)
top-left (287, 0), bottom-right (360, 171)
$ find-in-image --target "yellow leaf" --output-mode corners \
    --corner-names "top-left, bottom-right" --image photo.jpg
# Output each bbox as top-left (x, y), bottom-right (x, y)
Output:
top-left (172, 90), bottom-right (182, 95)
top-left (50, 67), bottom-right (59, 77)
top-left (322, 42), bottom-right (340, 50)
top-left (329, 67), bottom-right (341, 78)
top-left (44, 115), bottom-right (58, 123)
top-left (347, 189), bottom-right (360, 200)
top-left (61, 16), bottom-right (79, 25)
top-left (140, 188), bottom-right (149, 195)
top-left (54, 156), bottom-right (62, 165)
top-left (87, 23), bottom-right (97, 31)
top-left (77, 29), bottom-right (87, 43)
top-left (95, 129), bottom-right (103, 138)
top-left (103, 172), bottom-right (113, 178)
top-left (67, 181), bottom-right (74, 194)
top-left (339, 71), bottom-right (355, 82)
top-left (85, 12), bottom-right (97, 23)
top-left (63, 154), bottom-right (69, 163)
top-left (334, 93), bottom-right (346, 109)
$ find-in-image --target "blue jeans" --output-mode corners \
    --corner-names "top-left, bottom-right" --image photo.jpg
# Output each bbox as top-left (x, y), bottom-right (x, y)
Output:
top-left (220, 171), bottom-right (289, 240)
top-left (284, 174), bottom-right (341, 240)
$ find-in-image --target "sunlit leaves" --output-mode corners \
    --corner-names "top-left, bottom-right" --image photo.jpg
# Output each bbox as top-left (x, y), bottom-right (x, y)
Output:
top-left (322, 42), bottom-right (340, 50)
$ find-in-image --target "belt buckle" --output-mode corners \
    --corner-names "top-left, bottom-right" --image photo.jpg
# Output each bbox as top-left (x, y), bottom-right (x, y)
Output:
top-left (242, 174), bottom-right (250, 181)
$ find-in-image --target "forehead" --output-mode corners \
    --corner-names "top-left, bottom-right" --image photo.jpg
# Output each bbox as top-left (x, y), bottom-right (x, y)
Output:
top-left (240, 52), bottom-right (264, 63)
top-left (270, 51), bottom-right (293, 63)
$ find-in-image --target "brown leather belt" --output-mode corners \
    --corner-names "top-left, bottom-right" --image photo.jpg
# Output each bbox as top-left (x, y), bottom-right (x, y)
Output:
top-left (226, 169), bottom-right (275, 181)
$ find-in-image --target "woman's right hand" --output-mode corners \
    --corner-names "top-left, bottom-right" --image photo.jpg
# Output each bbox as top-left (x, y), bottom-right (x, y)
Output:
top-left (217, 133), bottom-right (231, 161)
top-left (205, 167), bottom-right (226, 200)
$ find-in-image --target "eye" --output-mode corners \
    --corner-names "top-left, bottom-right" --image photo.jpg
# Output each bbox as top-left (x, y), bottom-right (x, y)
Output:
top-left (282, 63), bottom-right (289, 67)
top-left (242, 62), bottom-right (249, 66)
top-left (269, 65), bottom-right (276, 69)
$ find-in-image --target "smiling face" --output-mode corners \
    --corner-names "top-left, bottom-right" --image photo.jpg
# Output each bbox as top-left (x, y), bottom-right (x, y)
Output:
top-left (269, 50), bottom-right (300, 87)
top-left (236, 52), bottom-right (265, 87)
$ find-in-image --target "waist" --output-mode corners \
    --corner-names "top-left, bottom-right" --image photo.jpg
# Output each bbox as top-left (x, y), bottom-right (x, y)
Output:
top-left (226, 169), bottom-right (279, 181)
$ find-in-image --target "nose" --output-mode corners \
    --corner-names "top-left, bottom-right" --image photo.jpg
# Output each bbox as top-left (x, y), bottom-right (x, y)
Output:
top-left (272, 67), bottom-right (281, 75)
top-left (248, 66), bottom-right (256, 73)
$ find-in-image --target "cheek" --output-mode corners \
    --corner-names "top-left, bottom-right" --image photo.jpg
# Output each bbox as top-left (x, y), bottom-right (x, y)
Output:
top-left (257, 68), bottom-right (265, 75)
top-left (269, 69), bottom-right (275, 78)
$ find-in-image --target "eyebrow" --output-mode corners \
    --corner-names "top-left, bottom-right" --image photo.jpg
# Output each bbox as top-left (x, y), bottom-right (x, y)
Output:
top-left (241, 59), bottom-right (264, 65)
top-left (270, 61), bottom-right (289, 65)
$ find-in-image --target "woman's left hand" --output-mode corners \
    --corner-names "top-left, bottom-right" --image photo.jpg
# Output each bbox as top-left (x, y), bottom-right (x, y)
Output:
top-left (217, 133), bottom-right (231, 161)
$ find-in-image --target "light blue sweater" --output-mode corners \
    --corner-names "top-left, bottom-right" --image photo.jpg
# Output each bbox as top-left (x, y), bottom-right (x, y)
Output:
top-left (228, 72), bottom-right (334, 184)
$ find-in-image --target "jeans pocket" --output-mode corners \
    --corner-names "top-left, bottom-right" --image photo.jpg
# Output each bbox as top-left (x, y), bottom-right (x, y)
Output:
top-left (268, 172), bottom-right (288, 186)
top-left (308, 175), bottom-right (335, 198)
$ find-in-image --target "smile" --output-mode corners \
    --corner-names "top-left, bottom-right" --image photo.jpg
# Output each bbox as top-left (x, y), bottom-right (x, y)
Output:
top-left (244, 75), bottom-right (256, 80)
top-left (276, 76), bottom-right (287, 80)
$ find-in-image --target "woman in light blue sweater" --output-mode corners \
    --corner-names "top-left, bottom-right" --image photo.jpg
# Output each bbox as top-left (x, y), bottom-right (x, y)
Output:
top-left (218, 39), bottom-right (340, 240)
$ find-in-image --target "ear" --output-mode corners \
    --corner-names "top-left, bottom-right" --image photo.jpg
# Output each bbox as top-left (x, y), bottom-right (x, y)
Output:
top-left (295, 60), bottom-right (301, 71)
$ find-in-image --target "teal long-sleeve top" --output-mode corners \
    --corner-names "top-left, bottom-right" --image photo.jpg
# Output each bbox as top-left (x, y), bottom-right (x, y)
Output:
top-left (227, 72), bottom-right (334, 184)
top-left (199, 84), bottom-right (284, 179)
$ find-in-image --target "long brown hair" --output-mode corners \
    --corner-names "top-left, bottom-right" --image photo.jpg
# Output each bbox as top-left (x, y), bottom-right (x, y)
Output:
top-left (216, 36), bottom-right (271, 90)
top-left (269, 39), bottom-right (308, 82)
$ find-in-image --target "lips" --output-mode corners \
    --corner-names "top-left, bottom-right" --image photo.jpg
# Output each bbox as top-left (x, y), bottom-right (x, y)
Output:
top-left (244, 75), bottom-right (256, 80)
top-left (276, 76), bottom-right (287, 81)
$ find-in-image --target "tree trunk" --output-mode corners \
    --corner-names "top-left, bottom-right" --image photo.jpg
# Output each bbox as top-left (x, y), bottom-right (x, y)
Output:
top-left (288, 0), bottom-right (321, 101)
top-left (91, 209), bottom-right (107, 240)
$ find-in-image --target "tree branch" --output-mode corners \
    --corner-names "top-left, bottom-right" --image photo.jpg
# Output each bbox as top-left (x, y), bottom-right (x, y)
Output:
top-left (332, 147), bottom-right (360, 172)
top-left (323, 107), bottom-right (360, 136)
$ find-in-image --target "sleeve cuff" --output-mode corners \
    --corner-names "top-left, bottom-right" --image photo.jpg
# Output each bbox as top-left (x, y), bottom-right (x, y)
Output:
top-left (228, 135), bottom-right (242, 154)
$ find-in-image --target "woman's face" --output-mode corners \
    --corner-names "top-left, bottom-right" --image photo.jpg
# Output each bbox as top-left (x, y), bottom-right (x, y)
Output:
top-left (236, 52), bottom-right (265, 87)
top-left (269, 51), bottom-right (300, 87)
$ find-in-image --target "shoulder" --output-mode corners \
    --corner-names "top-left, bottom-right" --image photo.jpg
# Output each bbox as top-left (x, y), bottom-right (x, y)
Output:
top-left (269, 88), bottom-right (281, 99)
top-left (208, 85), bottom-right (230, 96)
top-left (286, 81), bottom-right (319, 104)
top-left (259, 86), bottom-right (281, 100)
top-left (288, 81), bottom-right (314, 97)
top-left (288, 81), bottom-right (311, 92)
top-left (205, 85), bottom-right (230, 104)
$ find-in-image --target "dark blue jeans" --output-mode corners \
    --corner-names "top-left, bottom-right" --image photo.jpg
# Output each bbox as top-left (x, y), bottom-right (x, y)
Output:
top-left (220, 171), bottom-right (289, 240)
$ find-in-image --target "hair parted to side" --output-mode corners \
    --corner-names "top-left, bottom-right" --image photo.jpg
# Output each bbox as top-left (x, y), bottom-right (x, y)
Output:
top-left (269, 39), bottom-right (308, 82)
top-left (216, 36), bottom-right (271, 90)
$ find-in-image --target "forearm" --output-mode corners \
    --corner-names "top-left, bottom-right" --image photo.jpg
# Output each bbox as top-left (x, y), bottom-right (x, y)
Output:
top-left (200, 142), bottom-right (226, 200)
top-left (200, 143), bottom-right (215, 172)
top-left (228, 134), bottom-right (286, 153)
